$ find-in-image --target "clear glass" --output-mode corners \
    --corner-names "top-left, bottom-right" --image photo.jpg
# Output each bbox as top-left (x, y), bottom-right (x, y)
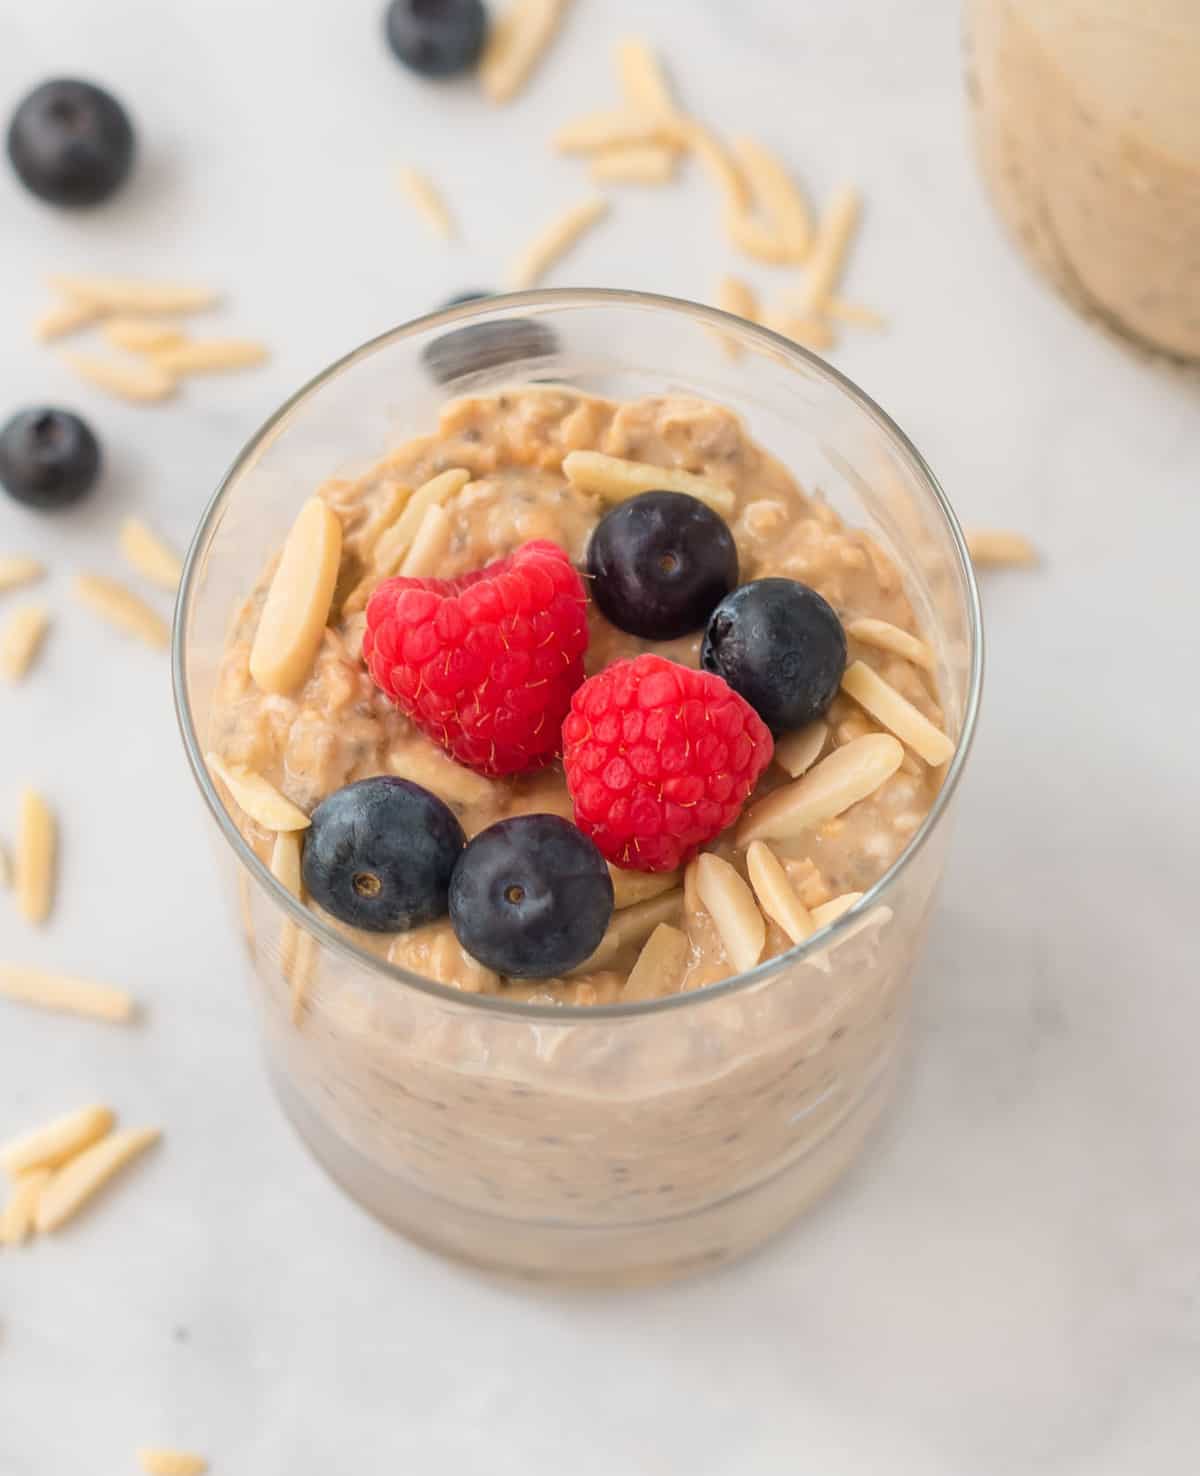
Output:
top-left (173, 291), bottom-right (982, 1286)
top-left (965, 0), bottom-right (1200, 364)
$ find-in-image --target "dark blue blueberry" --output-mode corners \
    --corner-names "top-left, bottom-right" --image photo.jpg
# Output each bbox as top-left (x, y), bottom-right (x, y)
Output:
top-left (701, 578), bottom-right (847, 733)
top-left (420, 316), bottom-right (559, 385)
top-left (449, 815), bottom-right (614, 978)
top-left (384, 0), bottom-right (488, 79)
top-left (0, 408), bottom-right (101, 510)
top-left (587, 491), bottom-right (738, 640)
top-left (7, 79), bottom-right (135, 207)
top-left (302, 777), bottom-right (465, 933)
top-left (439, 289), bottom-right (492, 308)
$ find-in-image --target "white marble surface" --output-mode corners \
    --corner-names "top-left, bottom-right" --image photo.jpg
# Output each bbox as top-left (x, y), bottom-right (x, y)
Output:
top-left (3, 1), bottom-right (1198, 1471)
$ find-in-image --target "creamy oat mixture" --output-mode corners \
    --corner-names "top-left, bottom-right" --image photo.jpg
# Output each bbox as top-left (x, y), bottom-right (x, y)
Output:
top-left (210, 388), bottom-right (946, 1004)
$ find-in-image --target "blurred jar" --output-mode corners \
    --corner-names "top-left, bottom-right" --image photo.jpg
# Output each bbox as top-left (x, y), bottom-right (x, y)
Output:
top-left (966, 0), bottom-right (1200, 363)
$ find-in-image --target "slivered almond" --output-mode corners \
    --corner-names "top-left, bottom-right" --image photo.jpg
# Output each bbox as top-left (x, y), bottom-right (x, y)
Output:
top-left (736, 733), bottom-right (903, 844)
top-left (479, 0), bottom-right (568, 104)
top-left (396, 165), bottom-right (456, 239)
top-left (616, 37), bottom-right (680, 123)
top-left (2, 1104), bottom-right (116, 1178)
top-left (609, 864), bottom-right (680, 911)
top-left (726, 208), bottom-right (795, 264)
top-left (508, 196), bottom-right (609, 290)
top-left (248, 498), bottom-right (342, 694)
top-left (206, 754), bottom-right (310, 831)
top-left (570, 889), bottom-right (683, 975)
top-left (841, 661), bottom-right (954, 767)
top-left (399, 503), bottom-right (453, 578)
top-left (846, 618), bottom-right (935, 672)
top-left (791, 184), bottom-right (862, 316)
top-left (0, 1169), bottom-right (50, 1246)
top-left (33, 298), bottom-right (101, 341)
top-left (623, 923), bottom-right (689, 1002)
top-left (563, 450), bottom-right (735, 515)
top-left (773, 721), bottom-right (827, 777)
top-left (589, 144), bottom-right (676, 184)
top-left (745, 841), bottom-right (815, 945)
top-left (155, 339), bottom-right (268, 374)
top-left (765, 310), bottom-right (835, 351)
top-left (0, 840), bottom-right (9, 888)
top-left (269, 831), bottom-right (303, 897)
top-left (15, 789), bottom-right (55, 925)
top-left (103, 317), bottom-right (186, 353)
top-left (48, 275), bottom-right (219, 315)
top-left (695, 854), bottom-right (765, 973)
top-left (965, 529), bottom-right (1039, 568)
top-left (35, 1126), bottom-right (160, 1233)
top-left (74, 574), bottom-right (169, 648)
top-left (555, 109), bottom-right (683, 153)
top-left (717, 274), bottom-right (759, 323)
top-left (0, 557), bottom-right (45, 593)
top-left (373, 468), bottom-right (469, 576)
top-left (1, 605), bottom-right (50, 681)
top-left (136, 1450), bottom-right (209, 1476)
top-left (827, 298), bottom-right (887, 329)
top-left (0, 965), bottom-right (134, 1023)
top-left (119, 518), bottom-right (183, 591)
top-left (686, 122), bottom-right (748, 211)
top-left (62, 352), bottom-right (176, 403)
top-left (731, 135), bottom-right (813, 259)
top-left (388, 742), bottom-right (493, 808)
top-left (811, 892), bottom-right (864, 928)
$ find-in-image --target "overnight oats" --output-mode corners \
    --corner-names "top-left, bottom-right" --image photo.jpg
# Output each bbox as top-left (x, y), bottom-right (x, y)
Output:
top-left (175, 292), bottom-right (981, 1283)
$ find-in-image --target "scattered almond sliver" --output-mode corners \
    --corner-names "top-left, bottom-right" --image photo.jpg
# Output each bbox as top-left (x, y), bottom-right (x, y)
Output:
top-left (48, 274), bottom-right (219, 315)
top-left (373, 468), bottom-right (470, 578)
top-left (811, 892), bottom-right (864, 929)
top-left (616, 37), bottom-right (681, 125)
top-left (1, 605), bottom-right (50, 682)
top-left (695, 854), bottom-right (765, 973)
top-left (965, 529), bottom-right (1040, 569)
top-left (155, 339), bottom-right (268, 375)
top-left (248, 497), bottom-right (343, 694)
top-left (717, 274), bottom-right (759, 325)
top-left (555, 109), bottom-right (682, 154)
top-left (136, 1449), bottom-right (209, 1476)
top-left (790, 184), bottom-right (862, 317)
top-left (15, 789), bottom-right (55, 926)
top-left (773, 721), bottom-right (827, 778)
top-left (388, 742), bottom-right (493, 808)
top-left (74, 573), bottom-right (170, 648)
top-left (508, 195), bottom-right (609, 290)
top-left (205, 753), bottom-right (311, 832)
top-left (737, 733), bottom-right (904, 844)
top-left (0, 1169), bottom-right (50, 1246)
top-left (731, 134), bottom-right (812, 260)
top-left (608, 864), bottom-right (680, 912)
top-left (846, 617), bottom-right (935, 672)
top-left (33, 298), bottom-right (101, 342)
top-left (563, 450), bottom-right (735, 516)
top-left (827, 298), bottom-right (887, 329)
top-left (745, 841), bottom-right (815, 945)
top-left (399, 503), bottom-right (453, 578)
top-left (726, 211), bottom-right (796, 265)
top-left (35, 1126), bottom-right (160, 1234)
top-left (103, 317), bottom-right (186, 354)
top-left (396, 165), bottom-right (456, 239)
top-left (62, 351), bottom-right (176, 404)
top-left (623, 923), bottom-right (689, 1002)
top-left (686, 122), bottom-right (748, 212)
top-left (571, 888), bottom-right (683, 975)
top-left (120, 518), bottom-right (184, 592)
top-left (480, 0), bottom-right (568, 104)
top-left (0, 964), bottom-right (135, 1023)
top-left (589, 144), bottom-right (676, 185)
top-left (765, 310), bottom-right (835, 352)
top-left (1, 1104), bottom-right (116, 1178)
top-left (0, 557), bottom-right (46, 593)
top-left (841, 660), bottom-right (955, 767)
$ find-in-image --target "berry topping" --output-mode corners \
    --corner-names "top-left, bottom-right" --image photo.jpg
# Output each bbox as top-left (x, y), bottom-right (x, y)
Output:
top-left (0, 408), bottom-right (101, 510)
top-left (421, 316), bottom-right (560, 386)
top-left (363, 539), bottom-right (589, 778)
top-left (7, 79), bottom-right (135, 207)
top-left (439, 289), bottom-right (492, 308)
top-left (449, 814), bottom-right (614, 977)
top-left (586, 490), bottom-right (738, 640)
top-left (562, 654), bottom-right (773, 872)
top-left (384, 0), bottom-right (489, 78)
top-left (701, 578), bottom-right (847, 733)
top-left (301, 776), bottom-right (465, 933)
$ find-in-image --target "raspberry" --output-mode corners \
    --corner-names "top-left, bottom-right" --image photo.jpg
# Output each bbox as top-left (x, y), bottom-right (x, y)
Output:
top-left (363, 540), bottom-right (589, 778)
top-left (562, 654), bottom-right (774, 872)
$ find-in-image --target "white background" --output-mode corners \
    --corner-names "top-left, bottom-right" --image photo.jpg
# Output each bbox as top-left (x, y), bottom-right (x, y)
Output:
top-left (3, 2), bottom-right (1199, 1472)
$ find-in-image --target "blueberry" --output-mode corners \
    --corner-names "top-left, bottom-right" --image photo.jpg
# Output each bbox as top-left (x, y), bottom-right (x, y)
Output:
top-left (701, 578), bottom-right (847, 732)
top-left (420, 317), bottom-right (559, 386)
top-left (302, 777), bottom-right (465, 934)
top-left (7, 79), bottom-right (135, 207)
top-left (439, 289), bottom-right (491, 308)
top-left (0, 408), bottom-right (101, 510)
top-left (587, 491), bottom-right (739, 640)
top-left (384, 0), bottom-right (488, 78)
top-left (449, 815), bottom-right (614, 978)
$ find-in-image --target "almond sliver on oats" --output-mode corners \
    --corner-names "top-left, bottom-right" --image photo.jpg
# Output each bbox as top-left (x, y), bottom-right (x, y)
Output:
top-left (373, 468), bottom-right (470, 577)
top-left (773, 721), bottom-right (827, 778)
top-left (119, 519), bottom-right (183, 591)
top-left (74, 574), bottom-right (170, 648)
top-left (388, 742), bottom-right (493, 808)
top-left (695, 854), bottom-right (765, 973)
top-left (248, 497), bottom-right (343, 694)
top-left (269, 831), bottom-right (303, 897)
top-left (48, 274), bottom-right (219, 315)
top-left (0, 965), bottom-right (134, 1023)
top-left (563, 451), bottom-right (735, 516)
top-left (846, 618), bottom-right (935, 672)
top-left (609, 864), bottom-right (680, 911)
top-left (479, 0), bottom-right (568, 104)
top-left (811, 892), bottom-right (864, 929)
top-left (0, 557), bottom-right (46, 593)
top-left (0, 1169), bottom-right (50, 1246)
top-left (736, 733), bottom-right (903, 845)
top-left (1, 1104), bottom-right (116, 1178)
top-left (62, 352), bottom-right (176, 404)
top-left (155, 339), bottom-right (269, 374)
top-left (965, 528), bottom-right (1040, 568)
top-left (206, 753), bottom-right (310, 831)
top-left (623, 923), bottom-right (689, 1003)
top-left (136, 1449), bottom-right (209, 1476)
top-left (1, 605), bottom-right (50, 681)
top-left (399, 503), bottom-right (453, 578)
top-left (35, 1126), bottom-right (160, 1234)
top-left (841, 660), bottom-right (954, 767)
top-left (15, 789), bottom-right (55, 925)
top-left (745, 841), bottom-right (815, 945)
top-left (570, 888), bottom-right (683, 975)
top-left (103, 317), bottom-right (186, 353)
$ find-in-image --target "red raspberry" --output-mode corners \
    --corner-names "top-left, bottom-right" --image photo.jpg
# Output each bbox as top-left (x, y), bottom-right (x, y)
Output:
top-left (363, 540), bottom-right (588, 778)
top-left (562, 654), bottom-right (774, 872)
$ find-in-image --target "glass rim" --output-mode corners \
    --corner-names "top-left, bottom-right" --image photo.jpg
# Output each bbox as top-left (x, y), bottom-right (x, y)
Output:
top-left (171, 287), bottom-right (984, 1023)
